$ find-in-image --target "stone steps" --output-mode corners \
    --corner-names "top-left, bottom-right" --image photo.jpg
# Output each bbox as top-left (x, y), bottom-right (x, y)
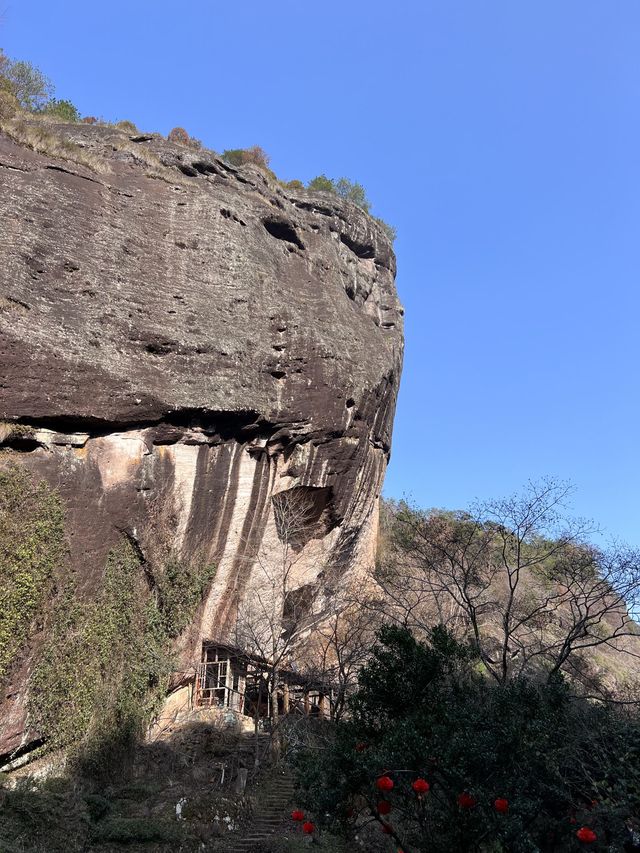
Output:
top-left (224, 770), bottom-right (297, 853)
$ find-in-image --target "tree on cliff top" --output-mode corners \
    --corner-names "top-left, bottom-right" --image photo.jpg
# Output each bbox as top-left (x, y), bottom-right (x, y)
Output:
top-left (0, 48), bottom-right (53, 111)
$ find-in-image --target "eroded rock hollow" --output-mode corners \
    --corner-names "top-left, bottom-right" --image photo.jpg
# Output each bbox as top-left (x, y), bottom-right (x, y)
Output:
top-left (0, 124), bottom-right (403, 758)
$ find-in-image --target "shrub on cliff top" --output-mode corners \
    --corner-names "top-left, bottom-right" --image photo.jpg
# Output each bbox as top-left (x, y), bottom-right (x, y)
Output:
top-left (41, 98), bottom-right (80, 123)
top-left (168, 125), bottom-right (190, 145)
top-left (307, 174), bottom-right (396, 241)
top-left (222, 145), bottom-right (270, 170)
top-left (114, 118), bottom-right (138, 133)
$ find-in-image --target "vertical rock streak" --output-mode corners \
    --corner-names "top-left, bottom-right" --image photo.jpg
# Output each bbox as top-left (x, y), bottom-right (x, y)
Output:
top-left (0, 124), bottom-right (403, 755)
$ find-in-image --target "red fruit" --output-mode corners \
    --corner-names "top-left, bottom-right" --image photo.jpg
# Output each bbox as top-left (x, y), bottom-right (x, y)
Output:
top-left (494, 798), bottom-right (509, 814)
top-left (355, 742), bottom-right (368, 752)
top-left (412, 778), bottom-right (430, 795)
top-left (302, 821), bottom-right (315, 835)
top-left (377, 800), bottom-right (392, 815)
top-left (376, 775), bottom-right (394, 792)
top-left (346, 807), bottom-right (355, 818)
top-left (457, 792), bottom-right (477, 809)
top-left (576, 827), bottom-right (597, 844)
top-left (291, 810), bottom-right (304, 821)
top-left (381, 822), bottom-right (393, 834)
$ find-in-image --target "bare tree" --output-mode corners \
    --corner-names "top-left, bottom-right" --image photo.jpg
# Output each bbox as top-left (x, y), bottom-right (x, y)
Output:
top-left (376, 480), bottom-right (640, 690)
top-left (234, 487), bottom-right (327, 765)
top-left (304, 598), bottom-right (379, 721)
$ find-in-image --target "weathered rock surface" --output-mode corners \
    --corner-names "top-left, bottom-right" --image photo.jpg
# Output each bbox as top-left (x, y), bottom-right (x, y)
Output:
top-left (0, 124), bottom-right (403, 757)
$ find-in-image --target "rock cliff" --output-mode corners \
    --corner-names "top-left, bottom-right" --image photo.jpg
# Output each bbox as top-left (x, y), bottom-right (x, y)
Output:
top-left (0, 123), bottom-right (403, 758)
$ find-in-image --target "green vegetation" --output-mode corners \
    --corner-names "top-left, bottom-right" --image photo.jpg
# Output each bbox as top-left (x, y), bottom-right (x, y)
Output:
top-left (0, 49), bottom-right (53, 111)
top-left (42, 98), bottom-right (80, 122)
top-left (306, 174), bottom-right (396, 241)
top-left (0, 462), bottom-right (214, 769)
top-left (0, 48), bottom-right (78, 119)
top-left (0, 46), bottom-right (397, 240)
top-left (222, 145), bottom-right (271, 170)
top-left (297, 625), bottom-right (640, 852)
top-left (28, 539), bottom-right (215, 765)
top-left (0, 465), bottom-right (66, 683)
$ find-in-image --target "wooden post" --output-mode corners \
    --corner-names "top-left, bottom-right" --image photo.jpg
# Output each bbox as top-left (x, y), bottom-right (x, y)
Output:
top-left (304, 691), bottom-right (310, 716)
top-left (283, 682), bottom-right (290, 714)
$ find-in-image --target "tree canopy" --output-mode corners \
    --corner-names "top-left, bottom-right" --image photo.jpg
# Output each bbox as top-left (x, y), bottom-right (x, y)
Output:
top-left (296, 625), bottom-right (640, 852)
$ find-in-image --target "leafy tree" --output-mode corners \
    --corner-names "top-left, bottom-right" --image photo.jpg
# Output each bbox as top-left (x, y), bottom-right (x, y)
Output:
top-left (335, 177), bottom-right (371, 212)
top-left (41, 98), bottom-right (80, 122)
top-left (0, 53), bottom-right (53, 110)
top-left (307, 174), bottom-right (336, 193)
top-left (296, 626), bottom-right (640, 852)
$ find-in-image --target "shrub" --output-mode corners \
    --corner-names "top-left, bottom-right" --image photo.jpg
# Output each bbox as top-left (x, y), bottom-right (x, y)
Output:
top-left (375, 217), bottom-right (397, 242)
top-left (115, 119), bottom-right (138, 133)
top-left (222, 145), bottom-right (270, 170)
top-left (282, 179), bottom-right (304, 191)
top-left (0, 87), bottom-right (19, 120)
top-left (307, 174), bottom-right (335, 194)
top-left (297, 626), bottom-right (640, 853)
top-left (168, 126), bottom-right (190, 145)
top-left (307, 175), bottom-right (396, 241)
top-left (334, 177), bottom-right (371, 213)
top-left (0, 776), bottom-right (90, 853)
top-left (41, 98), bottom-right (80, 122)
top-left (90, 816), bottom-right (183, 844)
top-left (81, 115), bottom-right (98, 124)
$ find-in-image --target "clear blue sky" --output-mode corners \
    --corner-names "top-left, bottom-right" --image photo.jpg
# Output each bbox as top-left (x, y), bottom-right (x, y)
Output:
top-left (3, 2), bottom-right (639, 544)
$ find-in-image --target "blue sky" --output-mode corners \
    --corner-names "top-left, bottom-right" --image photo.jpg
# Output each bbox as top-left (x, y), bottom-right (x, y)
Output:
top-left (2, 1), bottom-right (639, 543)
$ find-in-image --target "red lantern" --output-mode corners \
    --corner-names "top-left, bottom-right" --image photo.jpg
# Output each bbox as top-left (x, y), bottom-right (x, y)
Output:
top-left (457, 792), bottom-right (477, 809)
top-left (376, 775), bottom-right (394, 792)
top-left (291, 810), bottom-right (305, 822)
top-left (381, 822), bottom-right (393, 834)
top-left (377, 800), bottom-right (392, 815)
top-left (302, 821), bottom-right (316, 835)
top-left (576, 827), bottom-right (597, 844)
top-left (494, 798), bottom-right (509, 814)
top-left (412, 778), bottom-right (430, 795)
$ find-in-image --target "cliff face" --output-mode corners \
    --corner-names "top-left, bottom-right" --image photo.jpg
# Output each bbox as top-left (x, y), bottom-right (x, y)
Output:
top-left (0, 124), bottom-right (403, 757)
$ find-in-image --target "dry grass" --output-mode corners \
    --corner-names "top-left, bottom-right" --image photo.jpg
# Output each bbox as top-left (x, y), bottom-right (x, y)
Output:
top-left (0, 98), bottom-right (205, 187)
top-left (0, 112), bottom-right (108, 174)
